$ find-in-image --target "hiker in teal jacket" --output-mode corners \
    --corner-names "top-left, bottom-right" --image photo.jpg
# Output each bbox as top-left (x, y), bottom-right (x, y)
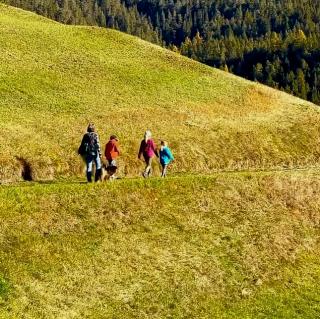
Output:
top-left (159, 140), bottom-right (174, 177)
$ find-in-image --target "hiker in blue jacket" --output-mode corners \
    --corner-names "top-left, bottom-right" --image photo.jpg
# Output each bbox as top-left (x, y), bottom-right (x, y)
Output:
top-left (159, 140), bottom-right (174, 177)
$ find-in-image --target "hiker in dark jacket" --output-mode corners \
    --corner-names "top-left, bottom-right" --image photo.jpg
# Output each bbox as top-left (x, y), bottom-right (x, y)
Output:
top-left (138, 130), bottom-right (158, 178)
top-left (78, 123), bottom-right (102, 182)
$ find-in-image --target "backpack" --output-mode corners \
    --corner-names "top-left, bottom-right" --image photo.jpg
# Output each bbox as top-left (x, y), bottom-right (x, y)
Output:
top-left (78, 132), bottom-right (99, 156)
top-left (87, 132), bottom-right (99, 155)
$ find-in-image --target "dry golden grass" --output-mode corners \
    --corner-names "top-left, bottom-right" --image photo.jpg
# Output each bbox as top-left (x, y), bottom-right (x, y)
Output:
top-left (1, 6), bottom-right (320, 318)
top-left (1, 4), bottom-right (320, 182)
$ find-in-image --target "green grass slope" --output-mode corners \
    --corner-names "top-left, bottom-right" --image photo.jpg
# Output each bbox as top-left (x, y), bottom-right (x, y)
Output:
top-left (1, 4), bottom-right (320, 182)
top-left (1, 5), bottom-right (320, 318)
top-left (0, 171), bottom-right (320, 318)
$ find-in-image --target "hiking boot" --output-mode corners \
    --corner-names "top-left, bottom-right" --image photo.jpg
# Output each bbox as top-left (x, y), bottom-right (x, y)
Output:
top-left (86, 172), bottom-right (92, 183)
top-left (95, 169), bottom-right (102, 182)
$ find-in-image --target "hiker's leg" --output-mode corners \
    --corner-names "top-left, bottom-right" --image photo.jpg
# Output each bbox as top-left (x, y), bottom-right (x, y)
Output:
top-left (86, 155), bottom-right (93, 182)
top-left (147, 157), bottom-right (153, 176)
top-left (94, 154), bottom-right (102, 182)
top-left (143, 156), bottom-right (148, 177)
top-left (143, 156), bottom-right (152, 177)
top-left (161, 164), bottom-right (167, 177)
top-left (86, 171), bottom-right (92, 182)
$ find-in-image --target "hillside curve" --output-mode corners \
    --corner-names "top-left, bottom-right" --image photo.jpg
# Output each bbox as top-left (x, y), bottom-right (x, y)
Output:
top-left (1, 4), bottom-right (320, 182)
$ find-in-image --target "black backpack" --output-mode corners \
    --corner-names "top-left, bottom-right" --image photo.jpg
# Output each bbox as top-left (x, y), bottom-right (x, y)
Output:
top-left (78, 132), bottom-right (99, 156)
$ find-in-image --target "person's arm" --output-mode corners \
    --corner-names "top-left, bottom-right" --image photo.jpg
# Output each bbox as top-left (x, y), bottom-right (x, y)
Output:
top-left (167, 147), bottom-right (174, 161)
top-left (78, 134), bottom-right (86, 155)
top-left (152, 140), bottom-right (159, 157)
top-left (115, 141), bottom-right (120, 155)
top-left (96, 134), bottom-right (101, 157)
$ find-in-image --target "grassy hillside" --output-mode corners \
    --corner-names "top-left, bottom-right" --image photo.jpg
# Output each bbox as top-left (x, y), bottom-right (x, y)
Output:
top-left (0, 171), bottom-right (319, 318)
top-left (1, 4), bottom-right (320, 182)
top-left (1, 5), bottom-right (320, 318)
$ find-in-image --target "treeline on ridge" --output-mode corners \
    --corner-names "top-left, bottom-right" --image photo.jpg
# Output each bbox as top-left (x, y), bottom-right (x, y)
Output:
top-left (3, 0), bottom-right (320, 105)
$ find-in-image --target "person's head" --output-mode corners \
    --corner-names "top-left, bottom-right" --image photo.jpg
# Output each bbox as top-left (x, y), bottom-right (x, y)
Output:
top-left (160, 140), bottom-right (167, 150)
top-left (160, 140), bottom-right (167, 147)
top-left (110, 135), bottom-right (118, 141)
top-left (144, 130), bottom-right (152, 142)
top-left (87, 123), bottom-right (96, 133)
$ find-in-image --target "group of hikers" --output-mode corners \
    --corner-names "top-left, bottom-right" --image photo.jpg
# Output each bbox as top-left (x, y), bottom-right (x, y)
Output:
top-left (78, 123), bottom-right (174, 182)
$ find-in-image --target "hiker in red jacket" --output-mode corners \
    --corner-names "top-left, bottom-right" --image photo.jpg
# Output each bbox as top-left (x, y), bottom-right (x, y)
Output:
top-left (138, 130), bottom-right (158, 178)
top-left (104, 135), bottom-right (120, 179)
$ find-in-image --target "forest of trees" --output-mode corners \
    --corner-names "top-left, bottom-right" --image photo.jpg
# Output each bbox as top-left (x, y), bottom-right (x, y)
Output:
top-left (3, 0), bottom-right (320, 105)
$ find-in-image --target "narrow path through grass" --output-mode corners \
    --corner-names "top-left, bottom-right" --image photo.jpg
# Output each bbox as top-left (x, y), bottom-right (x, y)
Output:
top-left (2, 165), bottom-right (320, 188)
